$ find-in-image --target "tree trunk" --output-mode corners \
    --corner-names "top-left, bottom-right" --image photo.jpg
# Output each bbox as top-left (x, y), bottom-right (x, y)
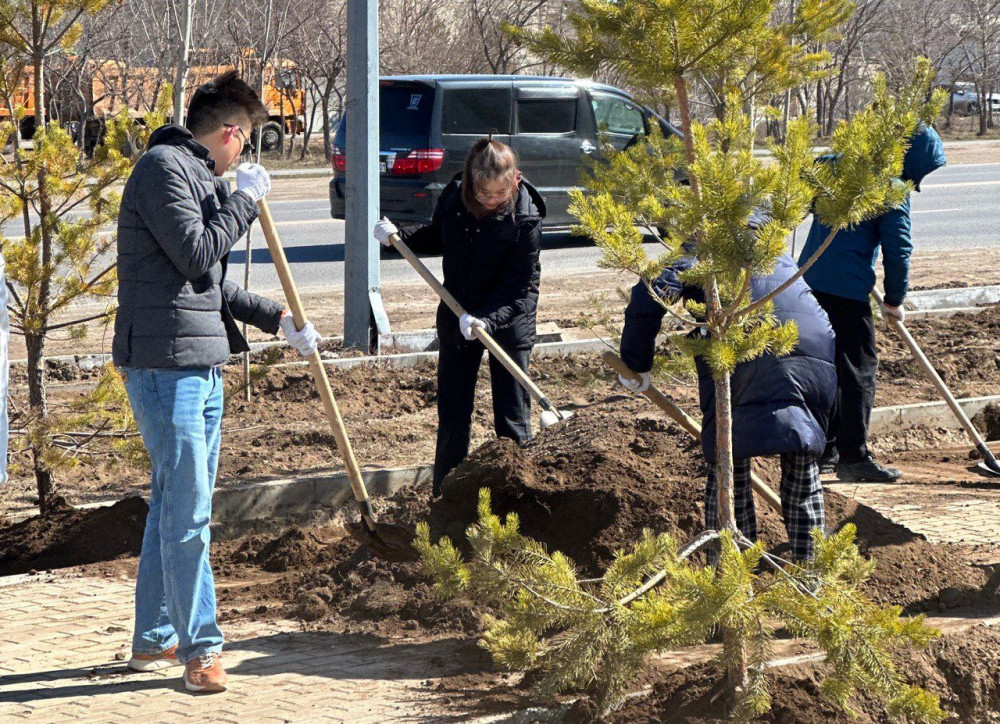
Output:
top-left (320, 90), bottom-right (332, 160)
top-left (25, 333), bottom-right (52, 513)
top-left (714, 367), bottom-right (749, 703)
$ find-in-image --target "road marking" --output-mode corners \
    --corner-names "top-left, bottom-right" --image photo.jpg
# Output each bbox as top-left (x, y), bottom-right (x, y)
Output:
top-left (912, 208), bottom-right (961, 214)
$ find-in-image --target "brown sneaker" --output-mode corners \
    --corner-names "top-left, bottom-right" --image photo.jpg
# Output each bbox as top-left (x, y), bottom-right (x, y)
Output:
top-left (183, 653), bottom-right (227, 693)
top-left (128, 645), bottom-right (181, 672)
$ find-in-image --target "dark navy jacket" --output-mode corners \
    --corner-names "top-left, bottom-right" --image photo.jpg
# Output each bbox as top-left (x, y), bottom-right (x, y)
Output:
top-left (620, 254), bottom-right (836, 461)
top-left (797, 125), bottom-right (946, 306)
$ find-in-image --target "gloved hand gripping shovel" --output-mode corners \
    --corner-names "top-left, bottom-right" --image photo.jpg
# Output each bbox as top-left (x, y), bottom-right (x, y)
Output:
top-left (388, 231), bottom-right (572, 429)
top-left (257, 200), bottom-right (418, 561)
top-left (872, 289), bottom-right (1000, 478)
top-left (603, 351), bottom-right (784, 513)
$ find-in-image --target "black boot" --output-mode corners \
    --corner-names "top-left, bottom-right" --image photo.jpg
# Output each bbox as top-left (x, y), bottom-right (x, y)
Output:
top-left (836, 455), bottom-right (902, 483)
top-left (818, 450), bottom-right (839, 475)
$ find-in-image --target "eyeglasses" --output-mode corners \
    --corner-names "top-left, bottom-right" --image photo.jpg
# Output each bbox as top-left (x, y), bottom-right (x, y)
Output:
top-left (475, 185), bottom-right (512, 203)
top-left (223, 123), bottom-right (251, 154)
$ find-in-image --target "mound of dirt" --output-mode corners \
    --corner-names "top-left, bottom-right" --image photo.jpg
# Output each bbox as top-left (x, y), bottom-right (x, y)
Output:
top-left (589, 626), bottom-right (1000, 724)
top-left (0, 496), bottom-right (147, 576)
top-left (823, 494), bottom-right (1000, 613)
top-left (215, 396), bottom-right (998, 634)
top-left (973, 402), bottom-right (1000, 442)
top-left (214, 481), bottom-right (482, 637)
top-left (427, 399), bottom-right (789, 577)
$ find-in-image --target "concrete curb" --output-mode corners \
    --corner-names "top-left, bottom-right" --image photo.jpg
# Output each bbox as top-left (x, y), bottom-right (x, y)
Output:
top-left (71, 465), bottom-right (432, 525)
top-left (906, 285), bottom-right (1000, 311)
top-left (212, 465), bottom-right (432, 523)
top-left (869, 394), bottom-right (1000, 436)
top-left (272, 338), bottom-right (608, 371)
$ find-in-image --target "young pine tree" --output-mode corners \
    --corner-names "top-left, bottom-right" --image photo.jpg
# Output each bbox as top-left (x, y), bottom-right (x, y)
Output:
top-left (418, 0), bottom-right (948, 719)
top-left (0, 23), bottom-right (167, 510)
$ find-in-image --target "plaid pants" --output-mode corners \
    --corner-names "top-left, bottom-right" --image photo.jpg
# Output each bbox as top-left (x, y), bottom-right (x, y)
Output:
top-left (704, 452), bottom-right (824, 561)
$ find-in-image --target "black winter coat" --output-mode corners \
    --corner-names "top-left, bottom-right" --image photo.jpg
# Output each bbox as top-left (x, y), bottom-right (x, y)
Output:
top-left (620, 254), bottom-right (836, 461)
top-left (113, 125), bottom-right (284, 369)
top-left (400, 175), bottom-right (545, 350)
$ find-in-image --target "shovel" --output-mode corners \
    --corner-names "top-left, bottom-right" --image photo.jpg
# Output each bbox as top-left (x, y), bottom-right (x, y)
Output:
top-left (256, 200), bottom-right (418, 561)
top-left (873, 290), bottom-right (1000, 478)
top-left (387, 231), bottom-right (571, 429)
top-left (603, 351), bottom-right (784, 513)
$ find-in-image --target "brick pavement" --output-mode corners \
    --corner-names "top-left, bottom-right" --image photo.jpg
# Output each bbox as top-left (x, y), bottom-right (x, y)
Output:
top-left (826, 482), bottom-right (1000, 551)
top-left (0, 573), bottom-right (492, 723)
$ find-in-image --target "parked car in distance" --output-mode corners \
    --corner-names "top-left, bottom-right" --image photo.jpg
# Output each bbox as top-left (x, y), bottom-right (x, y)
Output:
top-left (329, 75), bottom-right (682, 231)
top-left (950, 84), bottom-right (1000, 117)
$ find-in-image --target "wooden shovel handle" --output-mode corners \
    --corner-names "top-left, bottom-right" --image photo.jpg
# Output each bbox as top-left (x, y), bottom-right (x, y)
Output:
top-left (257, 199), bottom-right (373, 515)
top-left (872, 289), bottom-right (1000, 466)
top-left (602, 351), bottom-right (783, 514)
top-left (388, 232), bottom-right (559, 414)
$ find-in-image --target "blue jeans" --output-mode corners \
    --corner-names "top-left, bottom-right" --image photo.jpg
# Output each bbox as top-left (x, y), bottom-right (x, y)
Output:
top-left (121, 366), bottom-right (224, 664)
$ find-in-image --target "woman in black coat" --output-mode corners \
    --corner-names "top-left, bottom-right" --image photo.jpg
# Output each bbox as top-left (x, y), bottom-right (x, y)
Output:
top-left (373, 139), bottom-right (546, 496)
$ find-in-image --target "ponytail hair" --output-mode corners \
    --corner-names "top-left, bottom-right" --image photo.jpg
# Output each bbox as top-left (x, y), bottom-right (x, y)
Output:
top-left (462, 137), bottom-right (520, 218)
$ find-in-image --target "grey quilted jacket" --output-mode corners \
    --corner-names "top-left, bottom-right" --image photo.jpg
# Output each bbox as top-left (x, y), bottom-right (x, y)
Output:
top-left (113, 125), bottom-right (283, 369)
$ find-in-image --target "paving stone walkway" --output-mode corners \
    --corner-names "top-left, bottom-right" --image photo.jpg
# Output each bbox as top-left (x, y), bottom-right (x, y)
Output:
top-left (0, 573), bottom-right (490, 723)
top-left (5, 474), bottom-right (1000, 722)
top-left (826, 481), bottom-right (1000, 550)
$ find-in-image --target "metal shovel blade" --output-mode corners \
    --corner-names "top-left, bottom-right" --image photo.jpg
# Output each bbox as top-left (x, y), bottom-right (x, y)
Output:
top-left (973, 443), bottom-right (1000, 479)
top-left (974, 461), bottom-right (1000, 479)
top-left (345, 517), bottom-right (420, 563)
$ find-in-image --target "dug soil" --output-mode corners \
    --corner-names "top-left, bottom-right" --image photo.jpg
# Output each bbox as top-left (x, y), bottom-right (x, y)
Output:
top-left (0, 496), bottom-right (147, 575)
top-left (3, 305), bottom-right (998, 517)
top-left (185, 399), bottom-right (1000, 636)
top-left (4, 395), bottom-right (1000, 720)
top-left (586, 624), bottom-right (1000, 724)
top-left (4, 396), bottom-right (998, 621)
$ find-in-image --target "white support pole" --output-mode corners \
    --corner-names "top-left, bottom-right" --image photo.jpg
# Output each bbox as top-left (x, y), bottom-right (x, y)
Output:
top-left (343, 0), bottom-right (387, 353)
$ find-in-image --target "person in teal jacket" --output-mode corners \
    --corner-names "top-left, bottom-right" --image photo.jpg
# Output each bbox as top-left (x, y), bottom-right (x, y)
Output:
top-left (798, 124), bottom-right (946, 482)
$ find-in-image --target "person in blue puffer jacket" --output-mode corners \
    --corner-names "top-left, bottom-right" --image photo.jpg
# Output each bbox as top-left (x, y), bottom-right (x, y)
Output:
top-left (798, 124), bottom-right (946, 482)
top-left (619, 245), bottom-right (836, 561)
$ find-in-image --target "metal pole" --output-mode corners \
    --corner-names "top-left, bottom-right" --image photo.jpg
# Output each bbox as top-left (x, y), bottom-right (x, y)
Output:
top-left (344, 0), bottom-right (387, 353)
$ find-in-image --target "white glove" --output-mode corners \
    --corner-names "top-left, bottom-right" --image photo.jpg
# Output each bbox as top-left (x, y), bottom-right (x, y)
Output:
top-left (881, 302), bottom-right (905, 323)
top-left (373, 217), bottom-right (398, 247)
top-left (459, 313), bottom-right (488, 341)
top-left (618, 371), bottom-right (651, 395)
top-left (235, 162), bottom-right (271, 203)
top-left (279, 311), bottom-right (321, 357)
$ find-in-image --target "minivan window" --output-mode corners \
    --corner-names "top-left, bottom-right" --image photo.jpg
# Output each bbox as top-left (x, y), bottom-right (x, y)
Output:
top-left (362, 83), bottom-right (434, 150)
top-left (333, 83), bottom-right (434, 150)
top-left (442, 87), bottom-right (512, 134)
top-left (592, 94), bottom-right (645, 137)
top-left (516, 99), bottom-right (577, 134)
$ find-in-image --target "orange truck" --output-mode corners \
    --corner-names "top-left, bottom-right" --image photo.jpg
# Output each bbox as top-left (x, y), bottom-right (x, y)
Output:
top-left (2, 59), bottom-right (304, 152)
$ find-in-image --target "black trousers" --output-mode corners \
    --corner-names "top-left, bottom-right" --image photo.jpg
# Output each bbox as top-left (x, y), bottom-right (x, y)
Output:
top-left (812, 290), bottom-right (878, 464)
top-left (433, 342), bottom-right (532, 495)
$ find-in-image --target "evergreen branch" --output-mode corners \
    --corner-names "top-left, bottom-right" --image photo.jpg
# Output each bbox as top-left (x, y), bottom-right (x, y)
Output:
top-left (737, 226), bottom-right (838, 319)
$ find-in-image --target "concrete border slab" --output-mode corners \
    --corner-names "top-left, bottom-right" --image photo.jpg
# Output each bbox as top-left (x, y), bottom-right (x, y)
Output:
top-left (906, 285), bottom-right (1000, 311)
top-left (67, 465), bottom-right (432, 526)
top-left (870, 394), bottom-right (1000, 435)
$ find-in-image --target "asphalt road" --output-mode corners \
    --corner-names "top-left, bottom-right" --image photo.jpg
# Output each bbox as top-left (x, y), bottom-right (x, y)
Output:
top-left (3, 162), bottom-right (998, 293)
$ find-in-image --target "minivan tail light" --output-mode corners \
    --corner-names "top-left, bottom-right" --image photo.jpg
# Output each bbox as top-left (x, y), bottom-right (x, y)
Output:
top-left (391, 149), bottom-right (445, 175)
top-left (332, 146), bottom-right (346, 173)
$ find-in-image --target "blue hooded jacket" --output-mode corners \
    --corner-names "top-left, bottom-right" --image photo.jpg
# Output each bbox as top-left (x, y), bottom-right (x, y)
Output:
top-left (797, 125), bottom-right (946, 306)
top-left (620, 254), bottom-right (836, 462)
